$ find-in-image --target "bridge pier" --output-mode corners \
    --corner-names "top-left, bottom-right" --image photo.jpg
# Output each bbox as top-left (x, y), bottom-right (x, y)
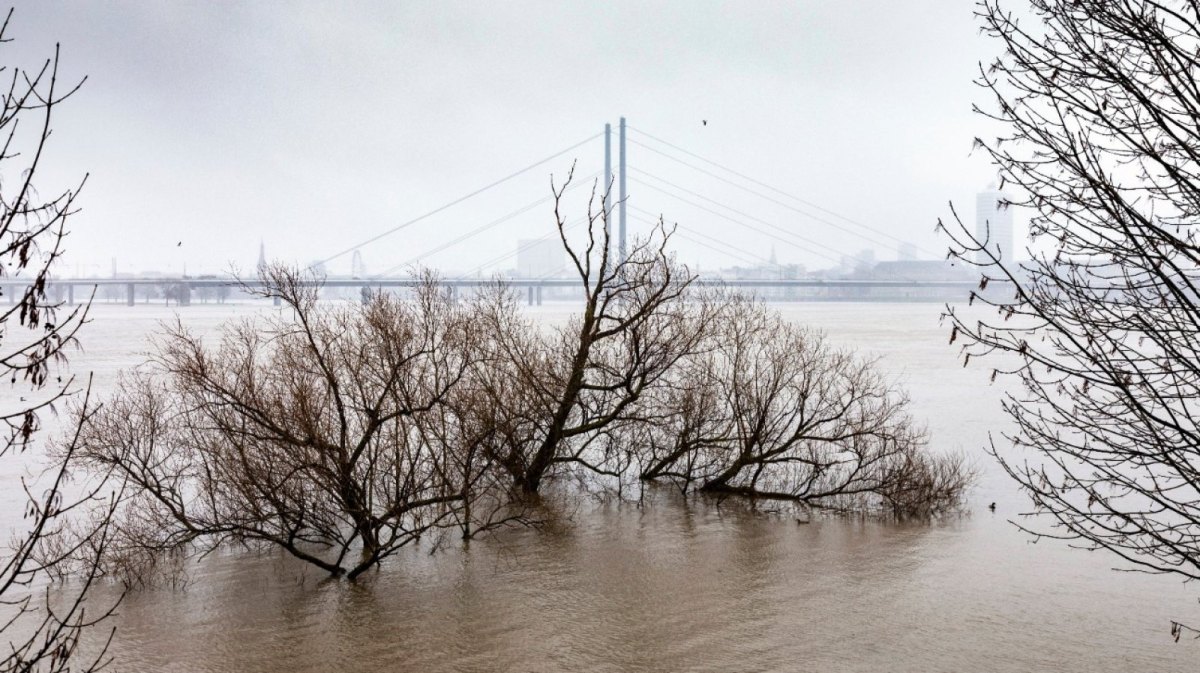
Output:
top-left (8, 285), bottom-right (14, 305)
top-left (536, 285), bottom-right (543, 306)
top-left (527, 286), bottom-right (534, 306)
top-left (273, 294), bottom-right (281, 307)
top-left (54, 284), bottom-right (64, 305)
top-left (361, 286), bottom-right (370, 305)
top-left (67, 284), bottom-right (74, 306)
top-left (126, 282), bottom-right (135, 306)
top-left (178, 283), bottom-right (191, 306)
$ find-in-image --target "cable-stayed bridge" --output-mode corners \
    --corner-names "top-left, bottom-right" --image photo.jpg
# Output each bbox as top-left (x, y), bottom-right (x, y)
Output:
top-left (312, 118), bottom-right (954, 280)
top-left (17, 119), bottom-right (992, 306)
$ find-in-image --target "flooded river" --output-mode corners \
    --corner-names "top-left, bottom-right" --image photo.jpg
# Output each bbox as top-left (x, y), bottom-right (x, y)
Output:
top-left (3, 301), bottom-right (1195, 672)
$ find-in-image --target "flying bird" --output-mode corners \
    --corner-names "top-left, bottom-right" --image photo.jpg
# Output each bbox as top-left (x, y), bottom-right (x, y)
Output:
top-left (988, 502), bottom-right (996, 511)
top-left (177, 241), bottom-right (182, 246)
top-left (702, 119), bottom-right (708, 126)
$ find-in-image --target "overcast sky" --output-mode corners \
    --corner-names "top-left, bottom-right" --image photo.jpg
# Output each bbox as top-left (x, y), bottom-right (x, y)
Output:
top-left (9, 1), bottom-right (1003, 277)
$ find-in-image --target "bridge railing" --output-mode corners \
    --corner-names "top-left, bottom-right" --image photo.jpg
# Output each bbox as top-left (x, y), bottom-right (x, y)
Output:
top-left (6, 276), bottom-right (1005, 307)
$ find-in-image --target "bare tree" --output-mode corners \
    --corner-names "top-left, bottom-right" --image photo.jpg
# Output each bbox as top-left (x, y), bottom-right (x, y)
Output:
top-left (471, 168), bottom-right (717, 495)
top-left (428, 167), bottom-right (966, 512)
top-left (0, 10), bottom-right (121, 672)
top-left (407, 322), bottom-right (540, 539)
top-left (941, 0), bottom-right (1200, 632)
top-left (75, 162), bottom-right (973, 599)
top-left (640, 299), bottom-right (969, 515)
top-left (76, 268), bottom-right (480, 581)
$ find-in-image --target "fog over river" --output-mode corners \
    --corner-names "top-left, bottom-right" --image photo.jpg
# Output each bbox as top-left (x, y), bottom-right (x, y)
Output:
top-left (2, 301), bottom-right (1194, 672)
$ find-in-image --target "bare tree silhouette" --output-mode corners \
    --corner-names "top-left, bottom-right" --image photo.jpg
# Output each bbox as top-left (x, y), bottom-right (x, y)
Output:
top-left (940, 0), bottom-right (1200, 638)
top-left (78, 171), bottom-right (970, 589)
top-left (0, 9), bottom-right (121, 672)
top-left (76, 269), bottom-right (485, 580)
top-left (474, 167), bottom-right (715, 495)
top-left (640, 298), bottom-right (969, 515)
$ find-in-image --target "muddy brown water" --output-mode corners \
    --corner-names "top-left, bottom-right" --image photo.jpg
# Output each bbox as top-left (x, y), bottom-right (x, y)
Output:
top-left (2, 302), bottom-right (1194, 672)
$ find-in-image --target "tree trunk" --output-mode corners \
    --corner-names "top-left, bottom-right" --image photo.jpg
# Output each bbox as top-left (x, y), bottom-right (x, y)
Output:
top-left (519, 310), bottom-right (596, 493)
top-left (700, 459), bottom-right (748, 493)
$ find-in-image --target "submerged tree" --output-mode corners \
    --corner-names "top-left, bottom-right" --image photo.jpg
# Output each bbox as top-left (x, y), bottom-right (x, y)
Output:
top-left (79, 167), bottom-right (972, 586)
top-left (0, 10), bottom-right (120, 672)
top-left (77, 269), bottom-right (485, 580)
top-left (639, 298), bottom-right (968, 515)
top-left (473, 168), bottom-right (718, 495)
top-left (941, 0), bottom-right (1200, 628)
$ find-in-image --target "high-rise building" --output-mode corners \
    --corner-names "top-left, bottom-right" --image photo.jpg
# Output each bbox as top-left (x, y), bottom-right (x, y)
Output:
top-left (976, 184), bottom-right (1014, 263)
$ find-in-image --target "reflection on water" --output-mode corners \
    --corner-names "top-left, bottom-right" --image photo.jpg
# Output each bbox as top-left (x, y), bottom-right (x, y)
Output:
top-left (88, 497), bottom-right (1189, 672)
top-left (4, 302), bottom-right (1196, 671)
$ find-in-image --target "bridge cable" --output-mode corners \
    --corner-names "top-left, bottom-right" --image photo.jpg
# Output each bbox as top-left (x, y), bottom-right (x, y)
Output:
top-left (318, 131), bottom-right (603, 266)
top-left (632, 203), bottom-right (843, 272)
top-left (631, 182), bottom-right (938, 283)
top-left (628, 212), bottom-right (774, 270)
top-left (629, 174), bottom-right (941, 283)
top-left (626, 133), bottom-right (938, 258)
top-left (628, 209), bottom-right (784, 270)
top-left (628, 182), bottom-right (845, 266)
top-left (632, 195), bottom-right (933, 283)
top-left (629, 170), bottom-right (855, 262)
top-left (628, 139), bottom-right (902, 255)
top-left (466, 216), bottom-right (589, 277)
top-left (369, 170), bottom-right (601, 279)
top-left (629, 126), bottom-right (938, 256)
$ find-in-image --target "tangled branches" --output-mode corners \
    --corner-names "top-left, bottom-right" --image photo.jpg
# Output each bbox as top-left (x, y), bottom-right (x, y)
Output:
top-left (77, 177), bottom-right (970, 583)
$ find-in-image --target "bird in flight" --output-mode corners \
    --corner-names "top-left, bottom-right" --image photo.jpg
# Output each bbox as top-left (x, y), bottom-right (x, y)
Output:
top-left (702, 119), bottom-right (708, 126)
top-left (177, 241), bottom-right (182, 246)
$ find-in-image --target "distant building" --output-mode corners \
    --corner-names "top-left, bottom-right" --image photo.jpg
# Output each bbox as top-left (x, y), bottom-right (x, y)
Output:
top-left (721, 262), bottom-right (804, 281)
top-left (517, 239), bottom-right (566, 278)
top-left (976, 184), bottom-right (1014, 263)
top-left (869, 260), bottom-right (973, 282)
top-left (897, 242), bottom-right (918, 261)
top-left (839, 248), bottom-right (876, 275)
top-left (718, 246), bottom-right (799, 280)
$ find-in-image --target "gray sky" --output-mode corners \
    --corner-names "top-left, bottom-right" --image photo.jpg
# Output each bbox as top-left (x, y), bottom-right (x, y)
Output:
top-left (10, 1), bottom-right (1001, 277)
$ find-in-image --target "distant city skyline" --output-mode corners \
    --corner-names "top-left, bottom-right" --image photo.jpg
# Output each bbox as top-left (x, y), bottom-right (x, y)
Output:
top-left (72, 234), bottom-right (963, 283)
top-left (10, 1), bottom-right (1007, 277)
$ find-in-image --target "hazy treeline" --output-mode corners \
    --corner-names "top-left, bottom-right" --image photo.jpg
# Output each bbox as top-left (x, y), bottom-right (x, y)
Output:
top-left (71, 176), bottom-right (970, 581)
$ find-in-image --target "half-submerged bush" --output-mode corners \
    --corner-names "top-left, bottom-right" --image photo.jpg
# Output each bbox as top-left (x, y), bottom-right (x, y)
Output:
top-left (637, 298), bottom-right (970, 515)
top-left (74, 179), bottom-right (970, 582)
top-left (76, 268), bottom-right (512, 581)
